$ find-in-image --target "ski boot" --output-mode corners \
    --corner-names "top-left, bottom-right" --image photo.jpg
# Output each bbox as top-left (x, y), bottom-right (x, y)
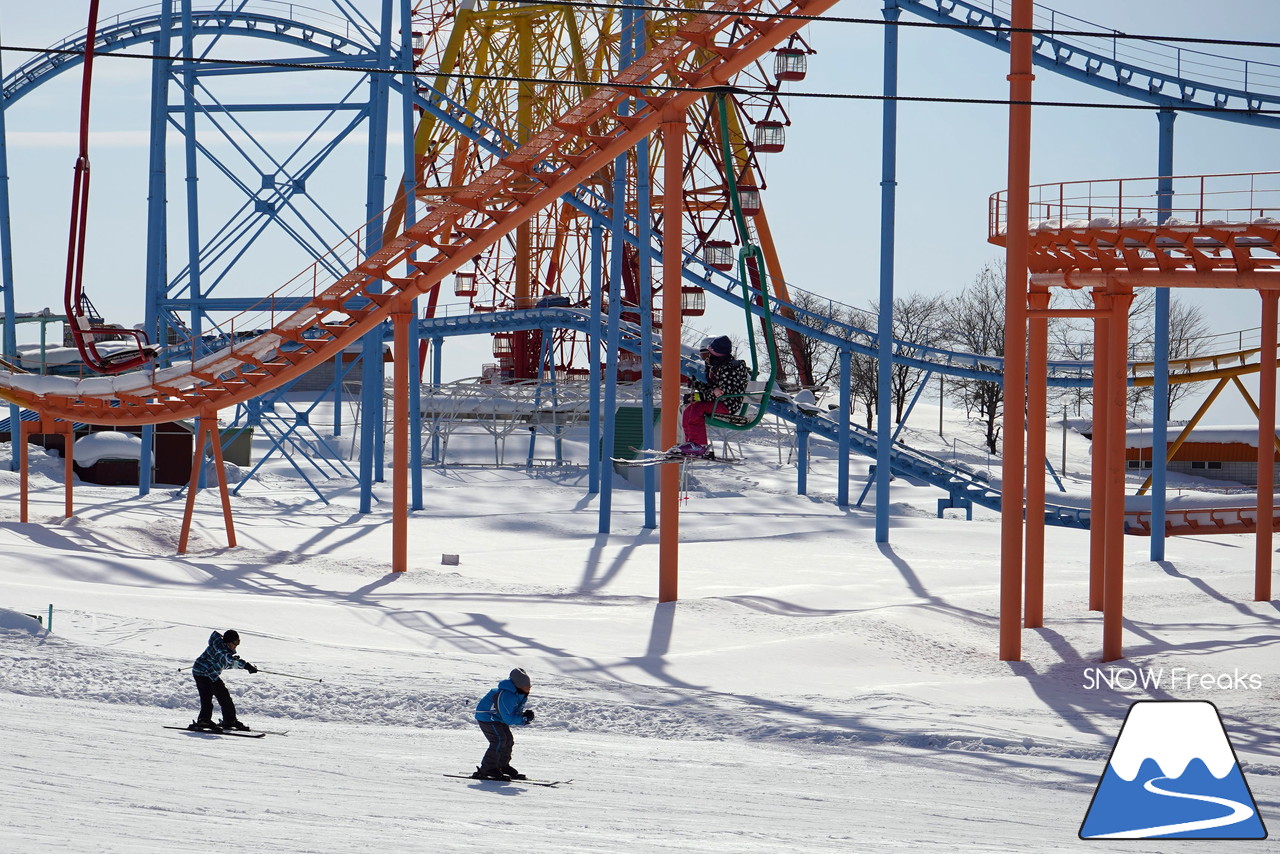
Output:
top-left (502, 766), bottom-right (528, 781)
top-left (219, 719), bottom-right (251, 732)
top-left (470, 766), bottom-right (511, 782)
top-left (188, 719), bottom-right (223, 733)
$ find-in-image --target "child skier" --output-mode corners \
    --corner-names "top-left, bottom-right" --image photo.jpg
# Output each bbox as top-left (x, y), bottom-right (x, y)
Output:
top-left (472, 667), bottom-right (535, 781)
top-left (189, 629), bottom-right (258, 732)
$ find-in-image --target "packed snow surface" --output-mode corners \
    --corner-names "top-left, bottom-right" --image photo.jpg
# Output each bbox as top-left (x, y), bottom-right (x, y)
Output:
top-left (2, 408), bottom-right (1278, 852)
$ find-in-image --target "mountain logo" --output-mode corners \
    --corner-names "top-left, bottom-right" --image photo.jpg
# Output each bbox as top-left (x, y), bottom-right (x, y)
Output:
top-left (1080, 700), bottom-right (1267, 840)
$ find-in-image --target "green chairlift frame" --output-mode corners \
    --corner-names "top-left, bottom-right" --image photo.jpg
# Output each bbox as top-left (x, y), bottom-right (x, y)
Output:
top-left (704, 93), bottom-right (779, 431)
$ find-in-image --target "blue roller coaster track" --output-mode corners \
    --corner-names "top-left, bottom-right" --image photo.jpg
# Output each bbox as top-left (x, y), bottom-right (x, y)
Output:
top-left (2, 0), bottom-right (1275, 529)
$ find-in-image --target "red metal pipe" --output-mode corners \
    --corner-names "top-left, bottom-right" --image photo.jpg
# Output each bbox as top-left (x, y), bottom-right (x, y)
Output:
top-left (392, 308), bottom-right (411, 572)
top-left (1088, 291), bottom-right (1109, 612)
top-left (1256, 290), bottom-right (1278, 601)
top-left (659, 108), bottom-right (686, 604)
top-left (205, 417), bottom-right (237, 548)
top-left (1103, 290), bottom-right (1133, 662)
top-left (999, 0), bottom-right (1034, 661)
top-left (1024, 290), bottom-right (1050, 627)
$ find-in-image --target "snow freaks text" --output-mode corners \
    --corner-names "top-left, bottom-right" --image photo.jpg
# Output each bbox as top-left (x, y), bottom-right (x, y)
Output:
top-left (1082, 667), bottom-right (1263, 691)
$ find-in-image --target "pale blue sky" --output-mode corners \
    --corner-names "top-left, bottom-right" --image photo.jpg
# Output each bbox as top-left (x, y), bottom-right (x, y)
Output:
top-left (2, 1), bottom-right (1279, 422)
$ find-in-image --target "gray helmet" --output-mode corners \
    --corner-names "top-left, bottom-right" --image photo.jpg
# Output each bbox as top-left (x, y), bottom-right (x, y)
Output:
top-left (509, 667), bottom-right (531, 691)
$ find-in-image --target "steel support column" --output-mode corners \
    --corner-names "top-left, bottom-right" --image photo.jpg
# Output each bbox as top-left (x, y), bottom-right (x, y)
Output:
top-left (1088, 290), bottom-right (1109, 612)
top-left (1103, 289), bottom-right (1133, 662)
top-left (1025, 289), bottom-right (1050, 627)
top-left (1000, 0), bottom-right (1034, 661)
top-left (391, 307), bottom-right (411, 572)
top-left (659, 108), bottom-right (686, 603)
top-left (875, 1), bottom-right (902, 543)
top-left (1256, 290), bottom-right (1278, 601)
top-left (1151, 108), bottom-right (1177, 561)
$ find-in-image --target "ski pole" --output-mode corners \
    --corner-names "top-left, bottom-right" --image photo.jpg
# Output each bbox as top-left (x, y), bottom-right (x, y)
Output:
top-left (256, 668), bottom-right (323, 683)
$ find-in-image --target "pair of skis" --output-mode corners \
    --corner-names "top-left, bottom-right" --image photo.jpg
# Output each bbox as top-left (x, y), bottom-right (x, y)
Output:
top-left (613, 448), bottom-right (736, 467)
top-left (442, 773), bottom-right (571, 788)
top-left (162, 725), bottom-right (287, 738)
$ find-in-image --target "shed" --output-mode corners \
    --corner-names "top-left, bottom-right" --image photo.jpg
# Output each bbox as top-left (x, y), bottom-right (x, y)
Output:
top-left (1126, 425), bottom-right (1279, 485)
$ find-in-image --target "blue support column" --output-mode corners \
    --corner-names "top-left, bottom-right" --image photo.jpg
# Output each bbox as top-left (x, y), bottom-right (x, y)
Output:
top-left (179, 1), bottom-right (204, 343)
top-left (0, 27), bottom-right (20, 471)
top-left (838, 348), bottom-right (852, 507)
top-left (797, 428), bottom-right (809, 495)
top-left (588, 224), bottom-right (603, 494)
top-left (1151, 108), bottom-right (1177, 561)
top-left (399, 1), bottom-right (424, 511)
top-left (631, 5), bottom-right (656, 529)
top-left (875, 1), bottom-right (902, 541)
top-left (431, 336), bottom-right (443, 462)
top-left (637, 134), bottom-right (657, 529)
top-left (140, 1), bottom-right (174, 496)
top-left (358, 0), bottom-right (395, 513)
top-left (598, 1), bottom-right (637, 535)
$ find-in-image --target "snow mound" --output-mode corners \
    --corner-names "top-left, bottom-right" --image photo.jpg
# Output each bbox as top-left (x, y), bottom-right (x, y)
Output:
top-left (0, 608), bottom-right (47, 636)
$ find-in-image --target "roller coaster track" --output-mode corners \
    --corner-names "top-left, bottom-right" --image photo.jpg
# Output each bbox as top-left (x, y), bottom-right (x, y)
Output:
top-left (4, 2), bottom-right (1278, 538)
top-left (0, 0), bottom-right (840, 423)
top-left (896, 0), bottom-right (1280, 130)
top-left (1, 1), bottom-right (379, 105)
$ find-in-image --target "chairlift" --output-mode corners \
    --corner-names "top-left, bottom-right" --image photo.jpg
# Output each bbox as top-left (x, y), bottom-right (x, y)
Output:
top-left (63, 1), bottom-right (156, 376)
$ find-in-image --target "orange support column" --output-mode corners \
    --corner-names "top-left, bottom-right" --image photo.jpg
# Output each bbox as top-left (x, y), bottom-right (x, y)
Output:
top-left (61, 422), bottom-right (74, 519)
top-left (391, 307), bottom-right (412, 573)
top-left (658, 107), bottom-right (686, 603)
top-left (1087, 291), bottom-right (1109, 612)
top-left (1024, 290), bottom-right (1050, 627)
top-left (178, 416), bottom-right (209, 555)
top-left (1256, 290), bottom-right (1278, 601)
top-left (19, 419), bottom-right (33, 522)
top-left (176, 413), bottom-right (237, 553)
top-left (204, 416), bottom-right (237, 549)
top-left (1102, 289), bottom-right (1133, 662)
top-left (999, 0), bottom-right (1035, 661)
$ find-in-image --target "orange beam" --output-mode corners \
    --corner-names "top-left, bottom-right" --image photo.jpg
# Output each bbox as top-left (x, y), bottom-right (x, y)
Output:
top-left (19, 420), bottom-right (32, 523)
top-left (1088, 292), bottom-right (1109, 612)
top-left (658, 109), bottom-right (686, 604)
top-left (1103, 290), bottom-right (1133, 662)
top-left (177, 418), bottom-right (208, 555)
top-left (1257, 291), bottom-right (1278, 601)
top-left (1024, 290), bottom-right (1049, 628)
top-left (62, 422), bottom-right (74, 519)
top-left (999, 0), bottom-right (1034, 662)
top-left (205, 416), bottom-right (237, 548)
top-left (391, 308), bottom-right (412, 573)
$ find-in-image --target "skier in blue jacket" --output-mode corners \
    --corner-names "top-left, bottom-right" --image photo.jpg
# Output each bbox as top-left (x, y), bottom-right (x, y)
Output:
top-left (472, 668), bottom-right (535, 781)
top-left (189, 629), bottom-right (258, 732)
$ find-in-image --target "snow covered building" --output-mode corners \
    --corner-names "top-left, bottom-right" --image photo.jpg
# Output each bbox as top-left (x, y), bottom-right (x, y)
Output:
top-left (1125, 426), bottom-right (1279, 486)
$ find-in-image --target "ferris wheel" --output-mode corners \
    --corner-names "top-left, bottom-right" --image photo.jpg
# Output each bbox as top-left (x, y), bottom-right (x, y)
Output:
top-left (403, 0), bottom-right (815, 383)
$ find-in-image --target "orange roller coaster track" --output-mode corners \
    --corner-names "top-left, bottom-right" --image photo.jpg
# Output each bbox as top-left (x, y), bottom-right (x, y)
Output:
top-left (0, 0), bottom-right (836, 429)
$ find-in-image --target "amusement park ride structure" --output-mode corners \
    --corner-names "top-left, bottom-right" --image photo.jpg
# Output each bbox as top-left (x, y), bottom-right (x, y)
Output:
top-left (1, 0), bottom-right (1279, 663)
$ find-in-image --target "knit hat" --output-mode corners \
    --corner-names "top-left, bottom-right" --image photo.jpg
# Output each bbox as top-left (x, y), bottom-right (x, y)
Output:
top-left (223, 629), bottom-right (240, 645)
top-left (509, 667), bottom-right (532, 692)
top-left (708, 335), bottom-right (732, 356)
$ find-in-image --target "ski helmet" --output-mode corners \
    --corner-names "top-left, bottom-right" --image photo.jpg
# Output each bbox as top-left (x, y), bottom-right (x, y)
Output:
top-left (509, 667), bottom-right (532, 691)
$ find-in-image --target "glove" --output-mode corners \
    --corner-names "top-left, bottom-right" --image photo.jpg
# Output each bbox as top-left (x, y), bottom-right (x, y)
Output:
top-left (522, 709), bottom-right (535, 723)
top-left (244, 662), bottom-right (259, 674)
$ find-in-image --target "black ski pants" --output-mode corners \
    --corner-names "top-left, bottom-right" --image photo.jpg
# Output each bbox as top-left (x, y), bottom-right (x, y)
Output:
top-left (194, 674), bottom-right (236, 724)
top-left (478, 721), bottom-right (515, 774)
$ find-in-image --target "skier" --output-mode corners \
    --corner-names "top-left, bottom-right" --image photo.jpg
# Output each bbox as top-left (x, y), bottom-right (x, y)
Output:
top-left (676, 334), bottom-right (749, 458)
top-left (472, 667), bottom-right (536, 781)
top-left (189, 629), bottom-right (258, 732)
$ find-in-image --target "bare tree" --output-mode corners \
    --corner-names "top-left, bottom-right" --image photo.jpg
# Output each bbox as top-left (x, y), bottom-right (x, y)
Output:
top-left (944, 262), bottom-right (1006, 453)
top-left (872, 292), bottom-right (950, 423)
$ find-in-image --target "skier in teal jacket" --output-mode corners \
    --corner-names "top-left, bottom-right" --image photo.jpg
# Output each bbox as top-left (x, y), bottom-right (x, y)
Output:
top-left (190, 629), bottom-right (258, 732)
top-left (472, 668), bottom-right (535, 781)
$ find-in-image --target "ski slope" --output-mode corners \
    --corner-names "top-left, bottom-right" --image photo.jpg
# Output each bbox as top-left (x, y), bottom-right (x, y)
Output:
top-left (2, 417), bottom-right (1277, 852)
